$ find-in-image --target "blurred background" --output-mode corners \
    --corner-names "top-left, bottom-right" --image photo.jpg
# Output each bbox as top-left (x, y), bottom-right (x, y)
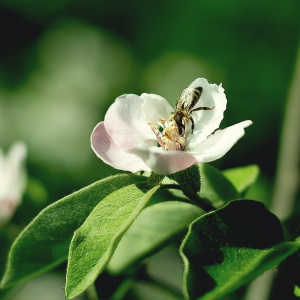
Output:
top-left (0, 0), bottom-right (299, 299)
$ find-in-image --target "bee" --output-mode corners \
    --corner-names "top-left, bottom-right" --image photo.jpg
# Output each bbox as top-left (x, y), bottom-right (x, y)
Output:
top-left (169, 86), bottom-right (215, 136)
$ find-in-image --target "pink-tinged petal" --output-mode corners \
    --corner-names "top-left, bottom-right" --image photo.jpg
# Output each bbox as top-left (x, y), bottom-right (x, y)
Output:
top-left (0, 141), bottom-right (27, 224)
top-left (187, 78), bottom-right (227, 147)
top-left (0, 198), bottom-right (20, 225)
top-left (190, 120), bottom-right (252, 162)
top-left (0, 142), bottom-right (27, 202)
top-left (104, 94), bottom-right (156, 150)
top-left (140, 93), bottom-right (173, 123)
top-left (91, 122), bottom-right (150, 173)
top-left (131, 147), bottom-right (197, 175)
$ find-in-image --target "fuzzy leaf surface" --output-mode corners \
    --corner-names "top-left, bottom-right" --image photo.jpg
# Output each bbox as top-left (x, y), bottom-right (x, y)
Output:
top-left (1, 174), bottom-right (146, 288)
top-left (168, 165), bottom-right (201, 194)
top-left (180, 200), bottom-right (299, 300)
top-left (66, 184), bottom-right (159, 299)
top-left (108, 201), bottom-right (204, 274)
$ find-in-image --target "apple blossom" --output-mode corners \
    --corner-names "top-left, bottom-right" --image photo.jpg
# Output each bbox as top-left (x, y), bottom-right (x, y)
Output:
top-left (0, 142), bottom-right (27, 225)
top-left (91, 78), bottom-right (252, 175)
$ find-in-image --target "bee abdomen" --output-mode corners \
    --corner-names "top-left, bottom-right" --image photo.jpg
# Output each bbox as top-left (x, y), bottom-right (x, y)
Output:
top-left (190, 87), bottom-right (203, 108)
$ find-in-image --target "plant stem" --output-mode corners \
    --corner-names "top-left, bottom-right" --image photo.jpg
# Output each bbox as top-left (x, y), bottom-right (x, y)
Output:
top-left (111, 279), bottom-right (133, 300)
top-left (160, 184), bottom-right (216, 212)
top-left (86, 283), bottom-right (100, 300)
top-left (184, 190), bottom-right (216, 212)
top-left (245, 41), bottom-right (300, 300)
top-left (271, 45), bottom-right (300, 220)
top-left (140, 273), bottom-right (183, 299)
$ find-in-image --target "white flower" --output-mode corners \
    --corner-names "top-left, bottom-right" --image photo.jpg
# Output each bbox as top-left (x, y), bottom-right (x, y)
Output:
top-left (91, 78), bottom-right (252, 175)
top-left (0, 142), bottom-right (27, 225)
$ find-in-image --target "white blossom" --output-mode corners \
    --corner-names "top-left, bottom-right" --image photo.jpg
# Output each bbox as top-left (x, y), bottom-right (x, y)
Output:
top-left (91, 78), bottom-right (252, 174)
top-left (0, 142), bottom-right (27, 225)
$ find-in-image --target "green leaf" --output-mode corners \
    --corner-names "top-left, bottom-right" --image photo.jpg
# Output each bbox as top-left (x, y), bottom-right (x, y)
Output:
top-left (222, 164), bottom-right (260, 195)
top-left (180, 200), bottom-right (300, 300)
top-left (65, 184), bottom-right (160, 299)
top-left (295, 285), bottom-right (300, 297)
top-left (168, 164), bottom-right (201, 194)
top-left (1, 174), bottom-right (146, 289)
top-left (199, 164), bottom-right (239, 207)
top-left (147, 172), bottom-right (165, 187)
top-left (107, 201), bottom-right (204, 274)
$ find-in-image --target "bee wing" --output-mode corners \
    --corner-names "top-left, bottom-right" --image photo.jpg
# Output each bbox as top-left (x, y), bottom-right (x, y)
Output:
top-left (176, 88), bottom-right (193, 110)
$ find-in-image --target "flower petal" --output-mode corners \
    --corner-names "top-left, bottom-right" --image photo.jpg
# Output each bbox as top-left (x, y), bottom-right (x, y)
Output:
top-left (104, 94), bottom-right (154, 150)
top-left (0, 142), bottom-right (27, 224)
top-left (91, 122), bottom-right (150, 173)
top-left (6, 142), bottom-right (27, 166)
top-left (131, 147), bottom-right (197, 175)
top-left (190, 120), bottom-right (253, 162)
top-left (140, 93), bottom-right (173, 123)
top-left (0, 142), bottom-right (27, 201)
top-left (104, 93), bottom-right (172, 151)
top-left (187, 78), bottom-right (227, 146)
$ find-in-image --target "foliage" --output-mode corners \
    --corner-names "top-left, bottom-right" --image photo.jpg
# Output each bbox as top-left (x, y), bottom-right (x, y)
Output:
top-left (1, 174), bottom-right (146, 288)
top-left (1, 164), bottom-right (300, 299)
top-left (0, 1), bottom-right (299, 299)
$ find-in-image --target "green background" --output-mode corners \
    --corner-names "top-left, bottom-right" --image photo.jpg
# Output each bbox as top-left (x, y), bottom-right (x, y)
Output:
top-left (0, 0), bottom-right (299, 299)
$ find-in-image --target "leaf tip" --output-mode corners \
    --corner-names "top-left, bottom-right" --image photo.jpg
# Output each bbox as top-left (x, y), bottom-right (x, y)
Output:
top-left (65, 281), bottom-right (91, 300)
top-left (65, 285), bottom-right (78, 300)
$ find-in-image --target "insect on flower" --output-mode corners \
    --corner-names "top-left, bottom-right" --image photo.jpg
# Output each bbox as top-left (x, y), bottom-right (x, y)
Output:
top-left (91, 78), bottom-right (252, 175)
top-left (169, 86), bottom-right (215, 136)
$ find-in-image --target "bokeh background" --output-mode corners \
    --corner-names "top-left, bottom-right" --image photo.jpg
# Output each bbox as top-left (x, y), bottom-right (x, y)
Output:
top-left (0, 0), bottom-right (299, 299)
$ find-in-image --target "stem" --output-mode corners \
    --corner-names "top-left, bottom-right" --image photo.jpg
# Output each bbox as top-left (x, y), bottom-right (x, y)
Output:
top-left (86, 283), bottom-right (100, 300)
top-left (111, 279), bottom-right (133, 300)
top-left (147, 173), bottom-right (164, 187)
top-left (140, 273), bottom-right (183, 299)
top-left (184, 191), bottom-right (216, 212)
top-left (245, 41), bottom-right (300, 300)
top-left (160, 184), bottom-right (216, 212)
top-left (160, 184), bottom-right (182, 190)
top-left (271, 45), bottom-right (300, 220)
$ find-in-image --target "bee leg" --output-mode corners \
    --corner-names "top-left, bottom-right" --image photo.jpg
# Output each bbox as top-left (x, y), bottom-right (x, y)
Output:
top-left (182, 117), bottom-right (188, 125)
top-left (191, 106), bottom-right (215, 112)
top-left (191, 116), bottom-right (195, 134)
top-left (169, 113), bottom-right (175, 121)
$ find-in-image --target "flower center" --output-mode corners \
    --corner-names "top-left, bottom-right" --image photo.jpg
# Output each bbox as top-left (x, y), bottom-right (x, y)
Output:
top-left (148, 118), bottom-right (186, 151)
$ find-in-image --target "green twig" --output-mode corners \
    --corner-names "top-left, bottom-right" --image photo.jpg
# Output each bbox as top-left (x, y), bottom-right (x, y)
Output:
top-left (245, 40), bottom-right (300, 300)
top-left (184, 191), bottom-right (215, 212)
top-left (160, 184), bottom-right (216, 212)
top-left (111, 279), bottom-right (133, 300)
top-left (271, 43), bottom-right (300, 220)
top-left (86, 283), bottom-right (100, 300)
top-left (139, 273), bottom-right (183, 299)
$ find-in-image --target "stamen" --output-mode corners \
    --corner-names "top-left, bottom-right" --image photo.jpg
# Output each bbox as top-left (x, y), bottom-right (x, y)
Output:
top-left (158, 118), bottom-right (166, 127)
top-left (148, 121), bottom-right (165, 148)
top-left (148, 119), bottom-right (186, 151)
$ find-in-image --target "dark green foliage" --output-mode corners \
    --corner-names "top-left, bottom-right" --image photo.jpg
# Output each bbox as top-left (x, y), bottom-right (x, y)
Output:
top-left (180, 200), bottom-right (300, 300)
top-left (107, 201), bottom-right (204, 274)
top-left (66, 184), bottom-right (159, 298)
top-left (168, 164), bottom-right (201, 194)
top-left (1, 174), bottom-right (146, 288)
